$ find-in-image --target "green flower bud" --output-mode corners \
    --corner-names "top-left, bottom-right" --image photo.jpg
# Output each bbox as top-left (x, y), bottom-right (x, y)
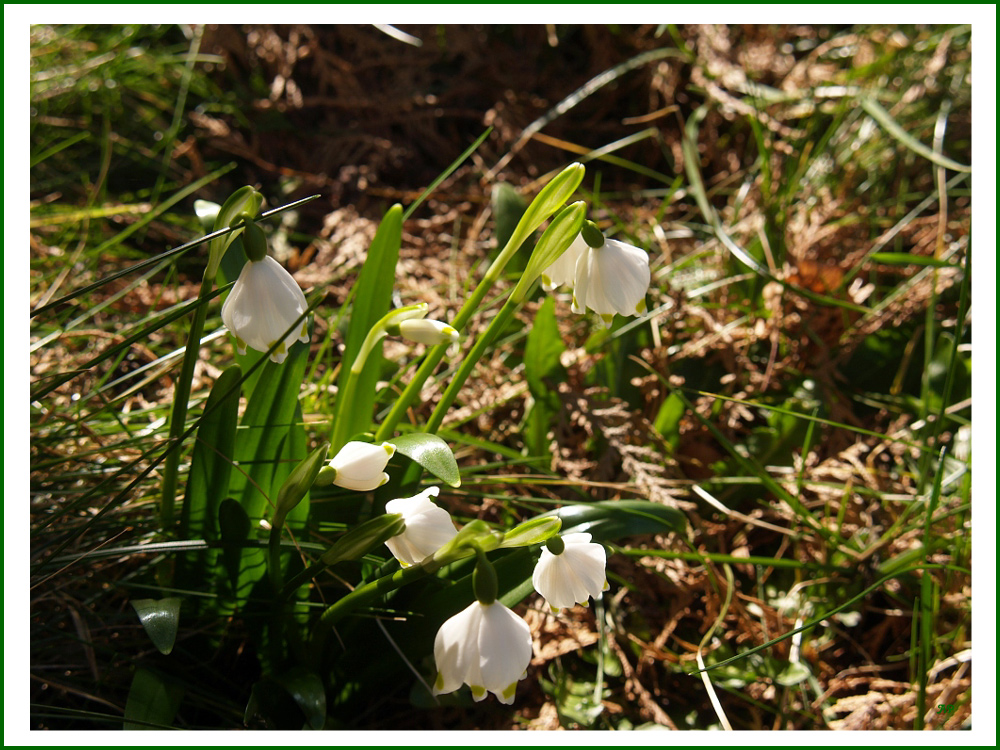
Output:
top-left (498, 516), bottom-right (562, 549)
top-left (320, 513), bottom-right (407, 566)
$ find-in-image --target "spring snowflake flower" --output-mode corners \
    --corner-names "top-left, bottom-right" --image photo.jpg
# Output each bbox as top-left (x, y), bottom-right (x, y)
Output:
top-left (542, 231), bottom-right (651, 328)
top-left (432, 600), bottom-right (533, 704)
top-left (326, 441), bottom-right (395, 491)
top-left (532, 532), bottom-right (608, 613)
top-left (221, 256), bottom-right (310, 363)
top-left (384, 487), bottom-right (459, 567)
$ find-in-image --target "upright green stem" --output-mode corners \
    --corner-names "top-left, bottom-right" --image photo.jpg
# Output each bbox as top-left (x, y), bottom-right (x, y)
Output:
top-left (160, 272), bottom-right (214, 533)
top-left (376, 162), bottom-right (584, 441)
top-left (423, 296), bottom-right (520, 435)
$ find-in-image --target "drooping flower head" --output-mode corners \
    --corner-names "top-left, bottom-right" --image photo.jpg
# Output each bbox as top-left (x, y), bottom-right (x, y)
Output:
top-left (542, 226), bottom-right (651, 328)
top-left (221, 217), bottom-right (310, 363)
top-left (384, 487), bottom-right (459, 567)
top-left (432, 600), bottom-right (533, 705)
top-left (531, 532), bottom-right (608, 613)
top-left (325, 441), bottom-right (395, 491)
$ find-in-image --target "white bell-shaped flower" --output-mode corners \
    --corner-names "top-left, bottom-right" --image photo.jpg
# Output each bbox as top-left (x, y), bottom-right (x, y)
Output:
top-left (384, 487), bottom-right (458, 567)
top-left (433, 600), bottom-right (533, 704)
top-left (326, 441), bottom-right (395, 491)
top-left (221, 256), bottom-right (310, 363)
top-left (531, 532), bottom-right (608, 613)
top-left (571, 237), bottom-right (650, 327)
top-left (541, 230), bottom-right (651, 328)
top-left (397, 318), bottom-right (460, 346)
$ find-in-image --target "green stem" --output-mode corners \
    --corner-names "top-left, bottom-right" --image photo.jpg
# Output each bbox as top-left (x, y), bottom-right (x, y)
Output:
top-left (268, 513), bottom-right (287, 594)
top-left (423, 296), bottom-right (521, 435)
top-left (311, 559), bottom-right (435, 655)
top-left (161, 272), bottom-right (214, 533)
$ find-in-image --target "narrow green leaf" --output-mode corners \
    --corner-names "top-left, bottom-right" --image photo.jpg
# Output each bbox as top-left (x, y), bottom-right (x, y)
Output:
top-left (869, 252), bottom-right (960, 268)
top-left (123, 668), bottom-right (183, 731)
top-left (181, 365), bottom-right (242, 540)
top-left (332, 205), bottom-right (403, 451)
top-left (860, 98), bottom-right (971, 174)
top-left (130, 597), bottom-right (183, 656)
top-left (390, 432), bottom-right (461, 488)
top-left (540, 500), bottom-right (687, 540)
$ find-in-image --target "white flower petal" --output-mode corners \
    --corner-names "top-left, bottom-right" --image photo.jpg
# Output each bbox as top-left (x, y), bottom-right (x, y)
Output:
top-left (328, 441), bottom-right (395, 491)
top-left (433, 602), bottom-right (483, 696)
top-left (546, 233), bottom-right (650, 325)
top-left (384, 487), bottom-right (458, 566)
top-left (221, 256), bottom-right (310, 361)
top-left (477, 602), bottom-right (533, 702)
top-left (541, 234), bottom-right (587, 291)
top-left (432, 601), bottom-right (532, 704)
top-left (531, 533), bottom-right (608, 612)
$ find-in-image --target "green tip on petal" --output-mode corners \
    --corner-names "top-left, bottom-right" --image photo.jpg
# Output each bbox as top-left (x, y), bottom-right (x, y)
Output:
top-left (383, 443), bottom-right (396, 457)
top-left (541, 274), bottom-right (552, 287)
top-left (601, 314), bottom-right (614, 327)
top-left (502, 683), bottom-right (518, 701)
top-left (635, 299), bottom-right (647, 314)
top-left (549, 605), bottom-right (560, 615)
top-left (470, 685), bottom-right (486, 699)
top-left (434, 673), bottom-right (445, 692)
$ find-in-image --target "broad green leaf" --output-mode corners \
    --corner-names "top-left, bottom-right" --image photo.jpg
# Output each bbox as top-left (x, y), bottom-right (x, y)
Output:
top-left (123, 668), bottom-right (183, 730)
top-left (524, 296), bottom-right (566, 405)
top-left (218, 498), bottom-right (251, 593)
top-left (224, 344), bottom-right (308, 601)
top-left (273, 668), bottom-right (327, 731)
top-left (331, 205), bottom-right (403, 451)
top-left (181, 365), bottom-right (241, 541)
top-left (230, 346), bottom-right (309, 524)
top-left (775, 661), bottom-right (811, 687)
top-left (130, 597), bottom-right (182, 656)
top-left (390, 432), bottom-right (461, 488)
top-left (491, 182), bottom-right (531, 272)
